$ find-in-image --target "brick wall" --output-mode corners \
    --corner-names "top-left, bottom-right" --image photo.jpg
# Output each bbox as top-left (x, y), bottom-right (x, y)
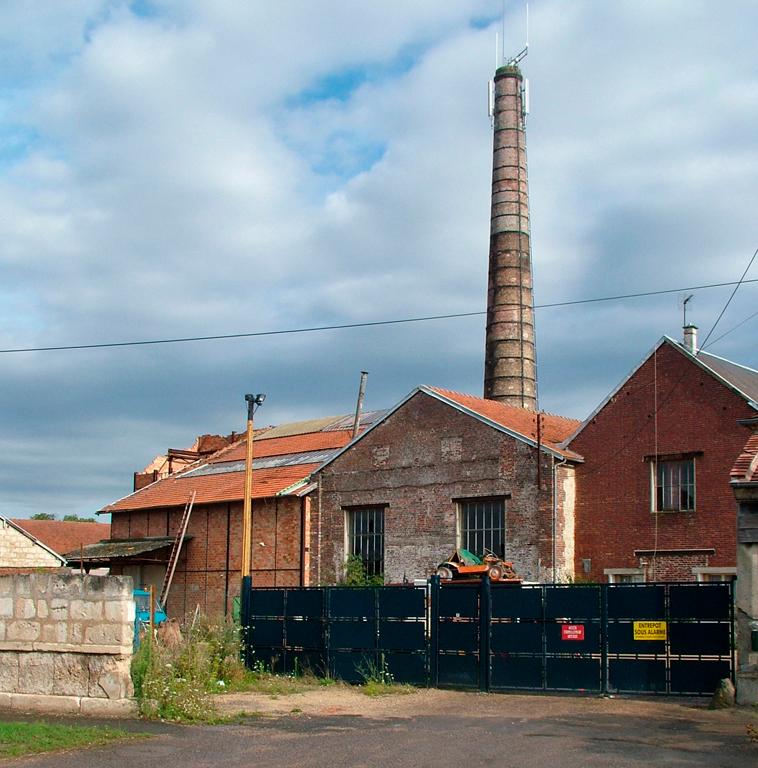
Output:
top-left (569, 341), bottom-right (754, 582)
top-left (109, 496), bottom-right (304, 618)
top-left (0, 521), bottom-right (62, 570)
top-left (313, 391), bottom-right (569, 584)
top-left (0, 573), bottom-right (135, 716)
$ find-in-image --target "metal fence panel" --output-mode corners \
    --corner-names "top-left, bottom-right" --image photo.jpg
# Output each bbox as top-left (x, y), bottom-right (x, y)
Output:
top-left (240, 578), bottom-right (733, 696)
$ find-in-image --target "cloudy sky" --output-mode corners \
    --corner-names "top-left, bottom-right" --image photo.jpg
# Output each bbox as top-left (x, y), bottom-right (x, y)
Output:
top-left (1, 0), bottom-right (756, 519)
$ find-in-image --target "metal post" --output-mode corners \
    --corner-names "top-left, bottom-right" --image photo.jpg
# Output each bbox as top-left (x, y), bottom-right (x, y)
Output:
top-left (480, 576), bottom-right (492, 692)
top-left (148, 583), bottom-right (155, 639)
top-left (241, 394), bottom-right (265, 579)
top-left (352, 371), bottom-right (369, 439)
top-left (600, 583), bottom-right (608, 694)
top-left (429, 575), bottom-right (440, 687)
top-left (240, 575), bottom-right (252, 668)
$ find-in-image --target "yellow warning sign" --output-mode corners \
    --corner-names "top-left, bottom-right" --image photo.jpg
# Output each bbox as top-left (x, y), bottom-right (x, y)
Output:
top-left (633, 621), bottom-right (667, 641)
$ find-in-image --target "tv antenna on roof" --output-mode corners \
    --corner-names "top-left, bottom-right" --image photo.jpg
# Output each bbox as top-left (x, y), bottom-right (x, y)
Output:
top-left (681, 293), bottom-right (694, 328)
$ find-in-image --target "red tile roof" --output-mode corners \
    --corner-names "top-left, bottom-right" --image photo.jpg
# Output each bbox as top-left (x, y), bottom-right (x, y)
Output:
top-left (426, 387), bottom-right (582, 458)
top-left (731, 431), bottom-right (758, 483)
top-left (11, 520), bottom-right (110, 557)
top-left (102, 463), bottom-right (320, 512)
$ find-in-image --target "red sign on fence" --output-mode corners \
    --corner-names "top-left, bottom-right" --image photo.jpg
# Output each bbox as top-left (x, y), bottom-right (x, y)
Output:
top-left (561, 624), bottom-right (585, 641)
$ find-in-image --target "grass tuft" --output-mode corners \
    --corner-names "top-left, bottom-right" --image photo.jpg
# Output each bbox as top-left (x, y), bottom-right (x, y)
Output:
top-left (0, 721), bottom-right (145, 758)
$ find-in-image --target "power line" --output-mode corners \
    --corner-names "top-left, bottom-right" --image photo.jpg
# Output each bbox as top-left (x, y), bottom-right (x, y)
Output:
top-left (698, 246), bottom-right (758, 350)
top-left (1, 277), bottom-right (756, 355)
top-left (703, 308), bottom-right (758, 349)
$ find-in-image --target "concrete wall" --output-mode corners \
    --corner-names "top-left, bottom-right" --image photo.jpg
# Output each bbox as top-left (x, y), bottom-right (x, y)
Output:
top-left (569, 341), bottom-right (754, 582)
top-left (110, 496), bottom-right (305, 618)
top-left (0, 573), bottom-right (135, 716)
top-left (0, 519), bottom-right (62, 570)
top-left (314, 391), bottom-right (571, 584)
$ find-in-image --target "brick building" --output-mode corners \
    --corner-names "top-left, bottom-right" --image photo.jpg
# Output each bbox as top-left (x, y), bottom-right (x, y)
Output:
top-left (566, 335), bottom-right (758, 583)
top-left (312, 386), bottom-right (581, 585)
top-left (83, 412), bottom-right (384, 617)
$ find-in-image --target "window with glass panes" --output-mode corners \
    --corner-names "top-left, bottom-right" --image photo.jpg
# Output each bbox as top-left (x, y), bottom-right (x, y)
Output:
top-left (458, 498), bottom-right (506, 558)
top-left (654, 458), bottom-right (695, 512)
top-left (346, 506), bottom-right (384, 577)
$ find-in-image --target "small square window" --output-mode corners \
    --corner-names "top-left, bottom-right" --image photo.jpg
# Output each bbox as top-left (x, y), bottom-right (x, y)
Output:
top-left (652, 457), bottom-right (695, 512)
top-left (457, 498), bottom-right (506, 558)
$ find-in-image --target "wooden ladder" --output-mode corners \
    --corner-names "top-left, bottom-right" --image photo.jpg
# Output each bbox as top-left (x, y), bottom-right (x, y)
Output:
top-left (159, 490), bottom-right (196, 608)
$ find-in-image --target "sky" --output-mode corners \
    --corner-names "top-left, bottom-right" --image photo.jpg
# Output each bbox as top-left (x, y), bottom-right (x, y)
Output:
top-left (1, 0), bottom-right (756, 519)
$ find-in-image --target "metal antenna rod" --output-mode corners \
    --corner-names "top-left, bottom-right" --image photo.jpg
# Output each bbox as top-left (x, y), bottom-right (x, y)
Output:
top-left (526, 1), bottom-right (530, 48)
top-left (682, 294), bottom-right (694, 328)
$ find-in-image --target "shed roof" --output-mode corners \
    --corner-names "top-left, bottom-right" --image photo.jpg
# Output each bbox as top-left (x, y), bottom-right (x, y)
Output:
top-left (63, 536), bottom-right (180, 562)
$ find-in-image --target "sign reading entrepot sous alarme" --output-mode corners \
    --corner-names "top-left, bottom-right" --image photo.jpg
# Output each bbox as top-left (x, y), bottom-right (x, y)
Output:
top-left (633, 620), bottom-right (667, 641)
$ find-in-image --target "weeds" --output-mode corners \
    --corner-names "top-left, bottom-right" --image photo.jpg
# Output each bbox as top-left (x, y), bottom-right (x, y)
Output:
top-left (131, 618), bottom-right (250, 722)
top-left (356, 653), bottom-right (415, 697)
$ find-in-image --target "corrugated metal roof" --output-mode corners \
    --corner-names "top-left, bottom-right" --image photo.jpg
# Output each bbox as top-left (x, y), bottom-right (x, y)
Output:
top-left (322, 410), bottom-right (389, 431)
top-left (185, 448), bottom-right (340, 477)
top-left (254, 416), bottom-right (344, 439)
top-left (213, 430), bottom-right (354, 464)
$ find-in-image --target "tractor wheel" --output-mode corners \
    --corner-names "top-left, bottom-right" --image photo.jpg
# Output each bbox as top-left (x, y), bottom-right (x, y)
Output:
top-left (437, 565), bottom-right (454, 580)
top-left (486, 564), bottom-right (504, 581)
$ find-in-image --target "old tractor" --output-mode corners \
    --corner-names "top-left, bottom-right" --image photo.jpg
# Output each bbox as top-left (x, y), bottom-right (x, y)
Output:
top-left (436, 549), bottom-right (520, 582)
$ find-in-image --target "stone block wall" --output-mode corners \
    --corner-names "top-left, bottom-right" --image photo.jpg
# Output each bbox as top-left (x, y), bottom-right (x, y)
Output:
top-left (0, 573), bottom-right (136, 716)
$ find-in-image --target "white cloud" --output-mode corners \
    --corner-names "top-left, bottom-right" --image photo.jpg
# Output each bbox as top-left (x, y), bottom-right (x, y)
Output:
top-left (0, 0), bottom-right (756, 515)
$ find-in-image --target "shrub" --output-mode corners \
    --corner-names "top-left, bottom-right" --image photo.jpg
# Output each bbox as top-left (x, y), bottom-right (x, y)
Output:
top-left (343, 555), bottom-right (383, 587)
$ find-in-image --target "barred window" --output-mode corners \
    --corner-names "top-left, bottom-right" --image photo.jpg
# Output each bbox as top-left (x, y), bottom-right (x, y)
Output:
top-left (654, 458), bottom-right (695, 512)
top-left (346, 506), bottom-right (384, 577)
top-left (458, 498), bottom-right (506, 558)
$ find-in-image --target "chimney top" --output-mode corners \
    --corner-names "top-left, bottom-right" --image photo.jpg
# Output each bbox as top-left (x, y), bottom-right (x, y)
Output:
top-left (683, 324), bottom-right (698, 354)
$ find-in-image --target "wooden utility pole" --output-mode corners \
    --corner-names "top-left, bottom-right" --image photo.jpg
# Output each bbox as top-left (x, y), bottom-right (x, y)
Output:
top-left (241, 394), bottom-right (265, 578)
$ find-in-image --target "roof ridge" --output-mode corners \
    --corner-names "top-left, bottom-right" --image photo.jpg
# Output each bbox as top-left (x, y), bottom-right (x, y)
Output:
top-left (424, 385), bottom-right (579, 423)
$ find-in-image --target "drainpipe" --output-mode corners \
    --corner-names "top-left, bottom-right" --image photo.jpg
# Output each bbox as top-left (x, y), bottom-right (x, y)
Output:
top-left (552, 457), bottom-right (568, 583)
top-left (316, 475), bottom-right (323, 586)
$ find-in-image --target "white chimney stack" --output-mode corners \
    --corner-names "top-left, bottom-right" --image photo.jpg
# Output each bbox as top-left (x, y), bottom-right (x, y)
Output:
top-left (683, 324), bottom-right (698, 354)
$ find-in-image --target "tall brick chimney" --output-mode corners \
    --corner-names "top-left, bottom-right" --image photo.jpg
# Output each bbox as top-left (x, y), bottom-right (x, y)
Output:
top-left (483, 65), bottom-right (537, 410)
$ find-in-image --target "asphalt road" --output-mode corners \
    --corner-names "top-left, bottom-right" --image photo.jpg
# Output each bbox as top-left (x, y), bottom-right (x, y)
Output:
top-left (3, 695), bottom-right (755, 768)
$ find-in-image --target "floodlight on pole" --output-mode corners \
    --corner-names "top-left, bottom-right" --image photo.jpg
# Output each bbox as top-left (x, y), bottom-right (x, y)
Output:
top-left (241, 393), bottom-right (266, 579)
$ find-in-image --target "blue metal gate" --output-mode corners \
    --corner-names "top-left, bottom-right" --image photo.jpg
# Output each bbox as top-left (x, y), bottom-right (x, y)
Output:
top-left (241, 577), bottom-right (734, 695)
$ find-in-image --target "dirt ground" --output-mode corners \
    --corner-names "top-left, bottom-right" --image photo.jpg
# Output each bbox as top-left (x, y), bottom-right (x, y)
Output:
top-left (216, 683), bottom-right (755, 727)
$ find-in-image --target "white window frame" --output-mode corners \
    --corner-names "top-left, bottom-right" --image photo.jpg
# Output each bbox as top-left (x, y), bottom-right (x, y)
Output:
top-left (604, 568), bottom-right (646, 584)
top-left (691, 567), bottom-right (736, 582)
